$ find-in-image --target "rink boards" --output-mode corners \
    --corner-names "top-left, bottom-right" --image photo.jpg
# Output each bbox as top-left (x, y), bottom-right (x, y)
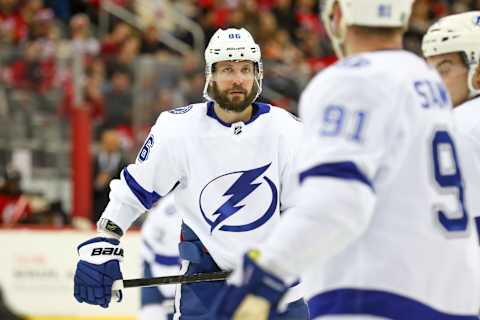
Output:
top-left (0, 228), bottom-right (142, 319)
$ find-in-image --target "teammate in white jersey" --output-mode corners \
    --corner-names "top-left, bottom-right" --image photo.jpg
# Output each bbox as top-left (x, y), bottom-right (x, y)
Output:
top-left (422, 11), bottom-right (480, 224)
top-left (212, 1), bottom-right (480, 320)
top-left (140, 194), bottom-right (181, 320)
top-left (72, 27), bottom-right (309, 319)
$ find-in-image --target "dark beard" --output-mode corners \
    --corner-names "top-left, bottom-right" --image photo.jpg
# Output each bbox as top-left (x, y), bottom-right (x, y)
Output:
top-left (210, 82), bottom-right (258, 113)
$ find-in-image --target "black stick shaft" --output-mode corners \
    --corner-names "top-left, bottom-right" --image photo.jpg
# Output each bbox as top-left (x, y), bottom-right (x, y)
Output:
top-left (122, 271), bottom-right (231, 288)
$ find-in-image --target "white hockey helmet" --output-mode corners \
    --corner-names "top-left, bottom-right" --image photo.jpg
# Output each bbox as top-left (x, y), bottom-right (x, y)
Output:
top-left (203, 28), bottom-right (263, 102)
top-left (422, 11), bottom-right (480, 98)
top-left (320, 0), bottom-right (413, 57)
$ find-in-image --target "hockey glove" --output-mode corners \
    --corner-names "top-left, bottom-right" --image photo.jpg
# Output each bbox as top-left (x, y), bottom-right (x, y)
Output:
top-left (74, 237), bottom-right (124, 308)
top-left (212, 250), bottom-right (288, 320)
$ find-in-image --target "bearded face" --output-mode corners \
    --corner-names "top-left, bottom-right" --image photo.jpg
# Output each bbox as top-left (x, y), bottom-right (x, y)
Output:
top-left (208, 61), bottom-right (259, 113)
top-left (210, 81), bottom-right (258, 113)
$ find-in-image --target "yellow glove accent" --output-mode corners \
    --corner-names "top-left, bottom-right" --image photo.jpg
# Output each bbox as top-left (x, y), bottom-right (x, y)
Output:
top-left (247, 249), bottom-right (262, 262)
top-left (233, 294), bottom-right (270, 320)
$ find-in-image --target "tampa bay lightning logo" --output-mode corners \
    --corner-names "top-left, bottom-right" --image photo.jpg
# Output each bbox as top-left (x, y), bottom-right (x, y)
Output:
top-left (199, 163), bottom-right (278, 233)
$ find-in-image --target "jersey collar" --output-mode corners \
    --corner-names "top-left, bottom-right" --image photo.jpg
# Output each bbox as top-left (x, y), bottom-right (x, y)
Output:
top-left (206, 101), bottom-right (270, 127)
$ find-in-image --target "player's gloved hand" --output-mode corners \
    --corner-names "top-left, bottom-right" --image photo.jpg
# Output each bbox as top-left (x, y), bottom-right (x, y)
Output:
top-left (74, 237), bottom-right (124, 308)
top-left (212, 250), bottom-right (288, 320)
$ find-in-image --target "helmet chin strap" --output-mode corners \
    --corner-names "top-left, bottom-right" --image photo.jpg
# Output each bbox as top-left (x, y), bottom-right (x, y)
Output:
top-left (467, 64), bottom-right (480, 98)
top-left (203, 73), bottom-right (213, 101)
top-left (324, 4), bottom-right (348, 59)
top-left (331, 33), bottom-right (347, 59)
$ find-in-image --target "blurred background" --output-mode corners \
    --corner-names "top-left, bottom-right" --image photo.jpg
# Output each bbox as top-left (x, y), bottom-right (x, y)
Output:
top-left (0, 0), bottom-right (478, 319)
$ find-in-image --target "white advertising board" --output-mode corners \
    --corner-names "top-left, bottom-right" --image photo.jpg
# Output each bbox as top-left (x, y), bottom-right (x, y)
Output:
top-left (0, 228), bottom-right (142, 317)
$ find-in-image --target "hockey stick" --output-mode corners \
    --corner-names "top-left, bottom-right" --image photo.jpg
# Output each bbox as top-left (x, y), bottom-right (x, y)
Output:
top-left (112, 271), bottom-right (231, 290)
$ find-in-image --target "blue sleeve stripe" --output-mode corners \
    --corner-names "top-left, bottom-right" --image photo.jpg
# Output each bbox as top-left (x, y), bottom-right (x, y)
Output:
top-left (474, 217), bottom-right (480, 246)
top-left (299, 161), bottom-right (374, 191)
top-left (143, 239), bottom-right (180, 266)
top-left (123, 169), bottom-right (161, 209)
top-left (308, 289), bottom-right (477, 320)
top-left (154, 253), bottom-right (180, 266)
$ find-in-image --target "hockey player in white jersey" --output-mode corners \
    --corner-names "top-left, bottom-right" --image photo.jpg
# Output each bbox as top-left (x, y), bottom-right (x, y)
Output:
top-left (211, 1), bottom-right (480, 320)
top-left (72, 27), bottom-right (309, 319)
top-left (422, 11), bottom-right (480, 224)
top-left (140, 194), bottom-right (181, 320)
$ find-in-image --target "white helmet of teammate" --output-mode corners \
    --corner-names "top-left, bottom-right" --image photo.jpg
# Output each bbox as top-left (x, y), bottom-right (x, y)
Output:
top-left (203, 28), bottom-right (263, 102)
top-left (320, 0), bottom-right (413, 58)
top-left (422, 11), bottom-right (480, 98)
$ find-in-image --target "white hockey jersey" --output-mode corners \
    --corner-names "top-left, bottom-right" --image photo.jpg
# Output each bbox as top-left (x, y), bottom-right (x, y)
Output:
top-left (101, 101), bottom-right (303, 302)
top-left (454, 97), bottom-right (480, 221)
top-left (257, 51), bottom-right (480, 319)
top-left (141, 193), bottom-right (182, 301)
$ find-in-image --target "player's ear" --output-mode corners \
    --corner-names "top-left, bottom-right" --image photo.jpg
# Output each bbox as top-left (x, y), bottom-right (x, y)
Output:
top-left (474, 64), bottom-right (480, 90)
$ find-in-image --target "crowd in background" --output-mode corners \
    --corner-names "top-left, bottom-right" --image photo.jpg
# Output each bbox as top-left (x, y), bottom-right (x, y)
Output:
top-left (0, 0), bottom-right (479, 226)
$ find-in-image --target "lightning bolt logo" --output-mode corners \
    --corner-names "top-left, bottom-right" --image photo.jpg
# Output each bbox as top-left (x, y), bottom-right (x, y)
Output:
top-left (199, 163), bottom-right (278, 233)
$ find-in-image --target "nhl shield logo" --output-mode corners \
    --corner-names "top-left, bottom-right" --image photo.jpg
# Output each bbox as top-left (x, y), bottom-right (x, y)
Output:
top-left (234, 125), bottom-right (242, 135)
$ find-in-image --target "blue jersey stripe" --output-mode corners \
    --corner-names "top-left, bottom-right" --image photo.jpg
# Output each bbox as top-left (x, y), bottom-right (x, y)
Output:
top-left (141, 261), bottom-right (174, 306)
top-left (123, 169), bottom-right (161, 209)
top-left (474, 217), bottom-right (480, 245)
top-left (299, 161), bottom-right (373, 191)
top-left (143, 239), bottom-right (180, 266)
top-left (308, 288), bottom-right (477, 320)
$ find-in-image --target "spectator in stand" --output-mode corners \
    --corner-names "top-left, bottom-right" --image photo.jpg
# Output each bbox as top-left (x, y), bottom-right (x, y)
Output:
top-left (271, 0), bottom-right (297, 40)
top-left (29, 7), bottom-right (56, 41)
top-left (118, 36), bottom-right (140, 63)
top-left (0, 0), bottom-right (27, 45)
top-left (295, 0), bottom-right (321, 32)
top-left (139, 24), bottom-right (160, 55)
top-left (8, 41), bottom-right (56, 93)
top-left (254, 11), bottom-right (277, 44)
top-left (406, 0), bottom-right (436, 54)
top-left (106, 36), bottom-right (139, 78)
top-left (20, 8), bottom-right (59, 93)
top-left (101, 21), bottom-right (132, 63)
top-left (60, 57), bottom-right (105, 123)
top-left (19, 0), bottom-right (42, 31)
top-left (69, 13), bottom-right (99, 60)
top-left (0, 166), bottom-right (30, 225)
top-left (83, 60), bottom-right (105, 121)
top-left (0, 164), bottom-right (68, 226)
top-left (103, 65), bottom-right (133, 128)
top-left (31, 199), bottom-right (69, 225)
top-left (224, 1), bottom-right (258, 32)
top-left (140, 24), bottom-right (177, 56)
top-left (92, 128), bottom-right (128, 223)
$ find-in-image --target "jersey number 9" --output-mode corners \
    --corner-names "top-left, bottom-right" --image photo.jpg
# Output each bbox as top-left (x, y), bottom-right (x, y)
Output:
top-left (431, 130), bottom-right (468, 233)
